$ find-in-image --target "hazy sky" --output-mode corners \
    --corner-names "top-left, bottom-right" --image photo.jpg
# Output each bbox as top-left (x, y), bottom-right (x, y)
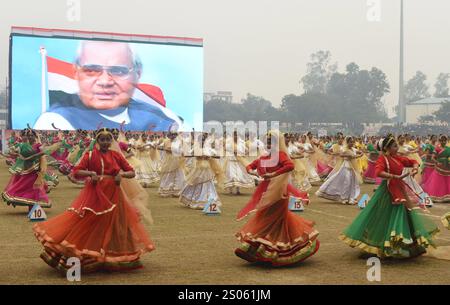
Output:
top-left (1, 0), bottom-right (450, 118)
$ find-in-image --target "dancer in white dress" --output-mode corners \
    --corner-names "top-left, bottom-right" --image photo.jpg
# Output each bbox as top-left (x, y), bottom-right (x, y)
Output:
top-left (223, 132), bottom-right (255, 195)
top-left (182, 132), bottom-right (197, 176)
top-left (135, 133), bottom-right (159, 187)
top-left (158, 133), bottom-right (186, 197)
top-left (147, 134), bottom-right (162, 178)
top-left (397, 135), bottom-right (425, 196)
top-left (286, 134), bottom-right (311, 192)
top-left (397, 135), bottom-right (431, 198)
top-left (298, 134), bottom-right (321, 185)
top-left (180, 134), bottom-right (224, 210)
top-left (326, 135), bottom-right (344, 171)
top-left (316, 136), bottom-right (363, 204)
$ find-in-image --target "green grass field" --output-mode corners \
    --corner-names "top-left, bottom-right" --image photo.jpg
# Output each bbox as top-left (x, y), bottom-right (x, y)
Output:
top-left (0, 162), bottom-right (449, 285)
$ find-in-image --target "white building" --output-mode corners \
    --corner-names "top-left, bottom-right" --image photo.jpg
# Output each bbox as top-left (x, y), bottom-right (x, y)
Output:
top-left (405, 97), bottom-right (448, 123)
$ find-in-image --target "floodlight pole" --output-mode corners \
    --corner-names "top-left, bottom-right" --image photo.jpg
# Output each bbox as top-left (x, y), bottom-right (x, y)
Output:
top-left (39, 46), bottom-right (47, 114)
top-left (398, 0), bottom-right (405, 124)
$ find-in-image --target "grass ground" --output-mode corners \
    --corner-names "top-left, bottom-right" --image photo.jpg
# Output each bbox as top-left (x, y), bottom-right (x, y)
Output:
top-left (0, 162), bottom-right (449, 285)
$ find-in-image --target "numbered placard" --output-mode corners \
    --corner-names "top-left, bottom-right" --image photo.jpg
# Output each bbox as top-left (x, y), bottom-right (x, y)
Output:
top-left (419, 193), bottom-right (433, 207)
top-left (28, 204), bottom-right (47, 222)
top-left (203, 198), bottom-right (221, 216)
top-left (358, 194), bottom-right (370, 209)
top-left (289, 196), bottom-right (305, 212)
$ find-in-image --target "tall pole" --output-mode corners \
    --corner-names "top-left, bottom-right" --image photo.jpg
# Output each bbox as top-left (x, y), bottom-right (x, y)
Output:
top-left (39, 46), bottom-right (48, 114)
top-left (398, 0), bottom-right (405, 123)
top-left (2, 77), bottom-right (6, 154)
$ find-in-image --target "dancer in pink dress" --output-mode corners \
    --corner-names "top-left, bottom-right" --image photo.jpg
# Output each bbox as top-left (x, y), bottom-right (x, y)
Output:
top-left (363, 138), bottom-right (379, 184)
top-left (423, 135), bottom-right (450, 202)
top-left (2, 129), bottom-right (53, 210)
top-left (420, 144), bottom-right (435, 188)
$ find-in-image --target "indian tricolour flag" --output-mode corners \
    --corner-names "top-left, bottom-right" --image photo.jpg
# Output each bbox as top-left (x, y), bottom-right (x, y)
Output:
top-left (39, 47), bottom-right (182, 129)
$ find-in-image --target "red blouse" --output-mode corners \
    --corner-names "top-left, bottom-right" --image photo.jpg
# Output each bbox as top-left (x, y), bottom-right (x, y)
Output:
top-left (375, 154), bottom-right (419, 203)
top-left (246, 151), bottom-right (294, 176)
top-left (435, 146), bottom-right (444, 155)
top-left (236, 151), bottom-right (295, 220)
top-left (119, 141), bottom-right (130, 153)
top-left (73, 148), bottom-right (133, 177)
top-left (375, 154), bottom-right (417, 176)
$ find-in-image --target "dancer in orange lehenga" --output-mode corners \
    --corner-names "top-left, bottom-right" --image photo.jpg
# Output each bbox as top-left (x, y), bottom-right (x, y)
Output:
top-left (235, 131), bottom-right (319, 267)
top-left (33, 128), bottom-right (154, 274)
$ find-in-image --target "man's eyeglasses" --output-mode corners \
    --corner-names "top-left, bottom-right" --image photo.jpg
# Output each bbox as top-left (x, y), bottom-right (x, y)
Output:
top-left (78, 64), bottom-right (134, 79)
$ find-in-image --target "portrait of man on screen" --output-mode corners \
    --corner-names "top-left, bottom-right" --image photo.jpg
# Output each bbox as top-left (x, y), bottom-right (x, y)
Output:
top-left (33, 40), bottom-right (182, 131)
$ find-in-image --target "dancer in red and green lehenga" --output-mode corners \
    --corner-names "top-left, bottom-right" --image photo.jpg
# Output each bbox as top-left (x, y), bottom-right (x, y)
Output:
top-left (339, 135), bottom-right (439, 259)
top-left (2, 129), bottom-right (59, 210)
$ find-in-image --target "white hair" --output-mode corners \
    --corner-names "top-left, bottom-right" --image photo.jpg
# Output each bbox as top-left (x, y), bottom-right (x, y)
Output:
top-left (74, 40), bottom-right (142, 73)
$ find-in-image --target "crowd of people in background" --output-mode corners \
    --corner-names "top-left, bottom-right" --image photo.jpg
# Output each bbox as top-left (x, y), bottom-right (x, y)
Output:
top-left (285, 123), bottom-right (449, 138)
top-left (378, 123), bottom-right (450, 137)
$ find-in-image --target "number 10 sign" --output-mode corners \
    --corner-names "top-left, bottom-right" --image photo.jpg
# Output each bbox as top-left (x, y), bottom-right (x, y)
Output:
top-left (28, 204), bottom-right (47, 222)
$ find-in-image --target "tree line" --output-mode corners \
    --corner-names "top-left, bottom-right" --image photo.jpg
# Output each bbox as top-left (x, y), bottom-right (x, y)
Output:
top-left (205, 50), bottom-right (450, 124)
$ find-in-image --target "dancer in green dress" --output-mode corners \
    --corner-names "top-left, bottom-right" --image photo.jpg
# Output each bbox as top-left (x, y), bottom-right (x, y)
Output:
top-left (339, 135), bottom-right (439, 258)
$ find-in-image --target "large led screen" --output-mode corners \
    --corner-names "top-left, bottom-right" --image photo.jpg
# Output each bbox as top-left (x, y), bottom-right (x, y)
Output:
top-left (9, 29), bottom-right (203, 131)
